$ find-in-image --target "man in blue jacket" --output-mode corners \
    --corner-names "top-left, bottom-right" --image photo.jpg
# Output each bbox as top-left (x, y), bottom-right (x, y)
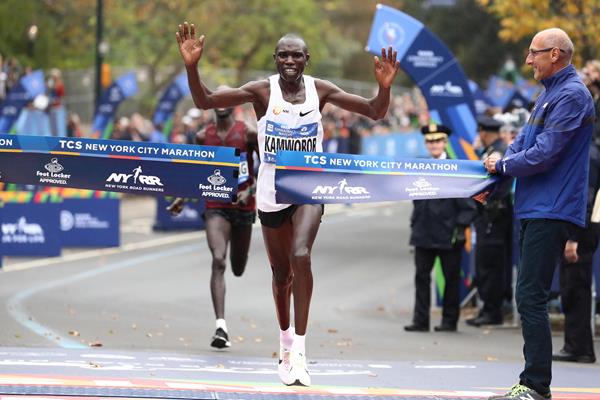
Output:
top-left (484, 28), bottom-right (595, 400)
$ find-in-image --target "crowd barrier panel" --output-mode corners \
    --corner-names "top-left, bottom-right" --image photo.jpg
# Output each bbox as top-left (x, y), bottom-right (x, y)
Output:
top-left (0, 202), bottom-right (61, 257)
top-left (153, 197), bottom-right (206, 231)
top-left (60, 198), bottom-right (120, 247)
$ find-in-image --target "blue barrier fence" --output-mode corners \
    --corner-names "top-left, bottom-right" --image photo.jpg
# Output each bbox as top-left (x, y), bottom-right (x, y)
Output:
top-left (1, 203), bottom-right (62, 257)
top-left (60, 198), bottom-right (120, 247)
top-left (153, 198), bottom-right (206, 231)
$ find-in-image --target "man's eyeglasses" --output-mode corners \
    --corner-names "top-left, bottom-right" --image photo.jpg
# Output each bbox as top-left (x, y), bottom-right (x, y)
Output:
top-left (526, 47), bottom-right (566, 58)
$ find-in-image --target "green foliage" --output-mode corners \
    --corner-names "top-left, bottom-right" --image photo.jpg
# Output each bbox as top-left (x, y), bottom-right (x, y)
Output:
top-left (478, 0), bottom-right (600, 66)
top-left (0, 0), bottom-right (96, 69)
top-left (0, 0), bottom-right (554, 90)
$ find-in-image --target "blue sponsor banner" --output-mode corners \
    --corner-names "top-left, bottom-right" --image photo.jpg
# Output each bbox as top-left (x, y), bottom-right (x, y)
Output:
top-left (92, 72), bottom-right (138, 139)
top-left (154, 197), bottom-right (206, 231)
top-left (366, 5), bottom-right (477, 159)
top-left (275, 151), bottom-right (497, 204)
top-left (0, 70), bottom-right (46, 133)
top-left (152, 73), bottom-right (190, 135)
top-left (60, 198), bottom-right (120, 247)
top-left (0, 134), bottom-right (239, 201)
top-left (1, 203), bottom-right (61, 256)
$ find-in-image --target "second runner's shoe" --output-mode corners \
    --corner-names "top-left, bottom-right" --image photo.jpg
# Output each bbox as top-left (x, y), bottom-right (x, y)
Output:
top-left (210, 328), bottom-right (231, 349)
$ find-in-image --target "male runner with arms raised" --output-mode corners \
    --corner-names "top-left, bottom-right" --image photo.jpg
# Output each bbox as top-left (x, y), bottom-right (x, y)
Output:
top-left (176, 21), bottom-right (399, 386)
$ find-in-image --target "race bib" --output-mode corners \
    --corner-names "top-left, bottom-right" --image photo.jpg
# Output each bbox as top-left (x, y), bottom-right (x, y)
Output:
top-left (238, 152), bottom-right (249, 185)
top-left (264, 121), bottom-right (318, 163)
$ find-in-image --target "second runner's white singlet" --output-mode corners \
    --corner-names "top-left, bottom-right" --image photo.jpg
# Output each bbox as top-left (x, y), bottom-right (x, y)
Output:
top-left (256, 75), bottom-right (324, 212)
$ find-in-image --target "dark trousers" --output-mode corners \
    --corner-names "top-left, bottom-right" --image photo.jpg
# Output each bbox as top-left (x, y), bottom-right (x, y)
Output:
top-left (475, 244), bottom-right (506, 320)
top-left (412, 245), bottom-right (462, 327)
top-left (516, 219), bottom-right (572, 396)
top-left (559, 228), bottom-right (598, 358)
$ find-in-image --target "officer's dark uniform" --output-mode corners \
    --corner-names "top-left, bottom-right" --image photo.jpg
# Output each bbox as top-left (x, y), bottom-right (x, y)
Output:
top-left (553, 138), bottom-right (600, 363)
top-left (405, 124), bottom-right (478, 332)
top-left (468, 117), bottom-right (514, 327)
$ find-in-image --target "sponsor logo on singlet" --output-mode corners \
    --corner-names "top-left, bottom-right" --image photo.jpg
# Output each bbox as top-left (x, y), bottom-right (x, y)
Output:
top-left (263, 121), bottom-right (318, 163)
top-left (273, 106), bottom-right (290, 115)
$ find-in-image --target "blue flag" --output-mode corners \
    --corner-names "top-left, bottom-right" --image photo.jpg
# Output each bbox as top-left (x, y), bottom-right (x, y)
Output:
top-left (92, 72), bottom-right (139, 139)
top-left (469, 80), bottom-right (493, 116)
top-left (0, 70), bottom-right (45, 133)
top-left (152, 73), bottom-right (190, 138)
top-left (485, 75), bottom-right (530, 111)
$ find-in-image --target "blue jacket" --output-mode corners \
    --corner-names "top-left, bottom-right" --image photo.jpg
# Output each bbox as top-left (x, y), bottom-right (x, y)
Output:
top-left (496, 64), bottom-right (595, 227)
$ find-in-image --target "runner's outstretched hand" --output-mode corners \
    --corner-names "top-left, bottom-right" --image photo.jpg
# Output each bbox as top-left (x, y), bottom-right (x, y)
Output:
top-left (176, 21), bottom-right (205, 67)
top-left (166, 197), bottom-right (185, 216)
top-left (374, 46), bottom-right (400, 89)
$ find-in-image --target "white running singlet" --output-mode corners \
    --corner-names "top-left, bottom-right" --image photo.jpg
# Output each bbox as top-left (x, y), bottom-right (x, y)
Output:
top-left (256, 74), bottom-right (324, 212)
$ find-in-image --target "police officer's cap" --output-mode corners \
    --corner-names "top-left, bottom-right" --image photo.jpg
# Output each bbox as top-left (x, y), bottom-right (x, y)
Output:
top-left (421, 123), bottom-right (451, 141)
top-left (477, 116), bottom-right (503, 132)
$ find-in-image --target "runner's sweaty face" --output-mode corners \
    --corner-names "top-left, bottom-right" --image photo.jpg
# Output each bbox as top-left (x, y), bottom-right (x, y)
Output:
top-left (274, 38), bottom-right (309, 83)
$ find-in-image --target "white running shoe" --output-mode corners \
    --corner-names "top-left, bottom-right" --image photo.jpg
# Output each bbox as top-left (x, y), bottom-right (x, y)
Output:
top-left (289, 350), bottom-right (311, 386)
top-left (278, 346), bottom-right (295, 385)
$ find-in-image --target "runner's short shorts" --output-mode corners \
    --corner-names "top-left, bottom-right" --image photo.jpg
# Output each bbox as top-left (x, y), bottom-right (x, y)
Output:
top-left (204, 208), bottom-right (256, 227)
top-left (258, 204), bottom-right (324, 228)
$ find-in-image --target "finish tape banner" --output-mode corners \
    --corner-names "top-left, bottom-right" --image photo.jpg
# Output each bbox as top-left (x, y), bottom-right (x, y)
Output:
top-left (0, 134), bottom-right (239, 201)
top-left (275, 151), bottom-right (498, 204)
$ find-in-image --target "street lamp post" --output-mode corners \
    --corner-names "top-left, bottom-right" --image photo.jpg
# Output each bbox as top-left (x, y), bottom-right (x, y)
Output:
top-left (27, 24), bottom-right (38, 60)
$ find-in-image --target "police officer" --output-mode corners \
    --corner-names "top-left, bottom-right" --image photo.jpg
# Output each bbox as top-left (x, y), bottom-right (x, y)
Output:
top-left (405, 124), bottom-right (478, 332)
top-left (467, 116), bottom-right (514, 327)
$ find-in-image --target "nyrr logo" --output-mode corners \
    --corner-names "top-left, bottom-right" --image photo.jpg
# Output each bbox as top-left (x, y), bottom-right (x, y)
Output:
top-left (429, 81), bottom-right (464, 97)
top-left (106, 165), bottom-right (163, 186)
top-left (312, 179), bottom-right (370, 196)
top-left (1, 217), bottom-right (45, 244)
